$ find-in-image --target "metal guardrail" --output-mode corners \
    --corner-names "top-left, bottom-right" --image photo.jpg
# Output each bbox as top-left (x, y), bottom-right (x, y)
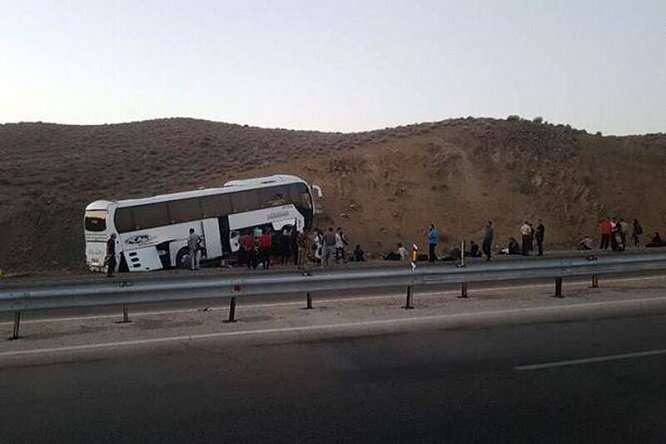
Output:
top-left (2, 252), bottom-right (666, 339)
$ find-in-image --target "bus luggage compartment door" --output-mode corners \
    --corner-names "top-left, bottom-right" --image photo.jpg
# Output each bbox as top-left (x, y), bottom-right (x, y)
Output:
top-left (202, 218), bottom-right (223, 259)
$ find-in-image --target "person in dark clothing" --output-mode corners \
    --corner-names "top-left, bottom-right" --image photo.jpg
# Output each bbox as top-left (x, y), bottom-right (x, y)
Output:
top-left (632, 219), bottom-right (643, 247)
top-left (353, 244), bottom-right (365, 262)
top-left (468, 241), bottom-right (481, 257)
top-left (482, 221), bottom-right (494, 261)
top-left (507, 237), bottom-right (521, 255)
top-left (646, 233), bottom-right (665, 248)
top-left (535, 220), bottom-right (545, 256)
top-left (105, 233), bottom-right (117, 277)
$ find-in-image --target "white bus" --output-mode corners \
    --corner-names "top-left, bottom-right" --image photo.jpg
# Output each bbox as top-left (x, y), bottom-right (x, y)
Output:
top-left (84, 175), bottom-right (315, 272)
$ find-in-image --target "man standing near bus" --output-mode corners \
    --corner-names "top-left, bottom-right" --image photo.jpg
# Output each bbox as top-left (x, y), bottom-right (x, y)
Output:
top-left (105, 233), bottom-right (117, 277)
top-left (188, 228), bottom-right (201, 270)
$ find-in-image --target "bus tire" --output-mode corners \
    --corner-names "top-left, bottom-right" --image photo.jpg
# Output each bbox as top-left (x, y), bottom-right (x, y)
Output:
top-left (175, 247), bottom-right (191, 269)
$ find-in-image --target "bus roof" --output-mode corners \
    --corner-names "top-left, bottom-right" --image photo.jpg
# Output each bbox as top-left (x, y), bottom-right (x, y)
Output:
top-left (85, 175), bottom-right (307, 211)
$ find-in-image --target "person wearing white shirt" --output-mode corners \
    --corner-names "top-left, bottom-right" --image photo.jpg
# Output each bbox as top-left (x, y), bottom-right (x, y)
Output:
top-left (520, 222), bottom-right (532, 256)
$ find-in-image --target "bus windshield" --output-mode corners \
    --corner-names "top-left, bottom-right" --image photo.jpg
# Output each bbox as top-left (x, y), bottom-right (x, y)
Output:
top-left (84, 210), bottom-right (107, 232)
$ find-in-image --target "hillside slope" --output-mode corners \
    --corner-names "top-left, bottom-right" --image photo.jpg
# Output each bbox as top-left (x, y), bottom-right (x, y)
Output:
top-left (0, 117), bottom-right (664, 272)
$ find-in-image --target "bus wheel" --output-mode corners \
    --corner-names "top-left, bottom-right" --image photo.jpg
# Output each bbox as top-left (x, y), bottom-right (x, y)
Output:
top-left (175, 248), bottom-right (191, 269)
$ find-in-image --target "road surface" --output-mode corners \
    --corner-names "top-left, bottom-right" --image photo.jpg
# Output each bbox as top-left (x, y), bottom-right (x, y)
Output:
top-left (1, 279), bottom-right (665, 443)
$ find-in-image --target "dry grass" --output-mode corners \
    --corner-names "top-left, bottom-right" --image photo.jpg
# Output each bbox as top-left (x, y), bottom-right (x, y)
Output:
top-left (0, 117), bottom-right (664, 272)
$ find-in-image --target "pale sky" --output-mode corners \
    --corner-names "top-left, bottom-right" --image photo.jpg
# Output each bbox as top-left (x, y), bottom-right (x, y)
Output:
top-left (1, 1), bottom-right (664, 135)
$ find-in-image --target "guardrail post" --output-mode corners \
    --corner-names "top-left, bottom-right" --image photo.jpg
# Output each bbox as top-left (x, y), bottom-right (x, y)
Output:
top-left (554, 277), bottom-right (563, 298)
top-left (459, 282), bottom-right (468, 298)
top-left (404, 286), bottom-right (415, 309)
top-left (306, 292), bottom-right (313, 309)
top-left (10, 311), bottom-right (21, 340)
top-left (121, 305), bottom-right (131, 323)
top-left (591, 275), bottom-right (599, 288)
top-left (225, 297), bottom-right (237, 323)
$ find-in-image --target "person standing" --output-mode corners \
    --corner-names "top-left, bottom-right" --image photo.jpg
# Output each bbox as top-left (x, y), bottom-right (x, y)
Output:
top-left (259, 229), bottom-right (272, 269)
top-left (105, 233), bottom-right (117, 277)
top-left (187, 228), bottom-right (201, 270)
top-left (427, 224), bottom-right (439, 263)
top-left (610, 218), bottom-right (620, 251)
top-left (296, 229), bottom-right (309, 273)
top-left (632, 219), bottom-right (643, 247)
top-left (482, 221), bottom-right (494, 262)
top-left (599, 218), bottom-right (611, 250)
top-left (242, 230), bottom-right (257, 269)
top-left (520, 221), bottom-right (532, 256)
top-left (322, 227), bottom-right (337, 267)
top-left (535, 220), bottom-right (545, 256)
top-left (619, 219), bottom-right (629, 251)
top-left (335, 227), bottom-right (348, 264)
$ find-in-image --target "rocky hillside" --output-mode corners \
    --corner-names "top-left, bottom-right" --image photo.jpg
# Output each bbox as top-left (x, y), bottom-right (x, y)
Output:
top-left (1, 117), bottom-right (664, 273)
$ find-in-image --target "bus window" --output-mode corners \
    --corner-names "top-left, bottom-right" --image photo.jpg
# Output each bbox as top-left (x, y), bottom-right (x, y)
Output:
top-left (200, 194), bottom-right (232, 218)
top-left (289, 183), bottom-right (312, 208)
top-left (133, 203), bottom-right (169, 230)
top-left (168, 198), bottom-right (202, 224)
top-left (115, 208), bottom-right (135, 233)
top-left (258, 186), bottom-right (289, 207)
top-left (230, 190), bottom-right (259, 213)
top-left (84, 210), bottom-right (107, 232)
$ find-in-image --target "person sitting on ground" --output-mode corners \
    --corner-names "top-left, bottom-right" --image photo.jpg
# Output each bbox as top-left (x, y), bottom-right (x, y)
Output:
top-left (352, 244), bottom-right (366, 262)
top-left (467, 241), bottom-right (481, 257)
top-left (577, 235), bottom-right (596, 250)
top-left (508, 237), bottom-right (521, 255)
top-left (397, 243), bottom-right (408, 260)
top-left (646, 232), bottom-right (665, 248)
top-left (440, 246), bottom-right (462, 262)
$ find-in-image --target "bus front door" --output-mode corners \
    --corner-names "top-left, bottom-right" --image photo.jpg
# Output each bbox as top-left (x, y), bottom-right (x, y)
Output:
top-left (202, 218), bottom-right (223, 260)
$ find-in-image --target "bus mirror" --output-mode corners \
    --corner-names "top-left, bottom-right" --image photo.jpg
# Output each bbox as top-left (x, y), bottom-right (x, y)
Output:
top-left (312, 184), bottom-right (323, 198)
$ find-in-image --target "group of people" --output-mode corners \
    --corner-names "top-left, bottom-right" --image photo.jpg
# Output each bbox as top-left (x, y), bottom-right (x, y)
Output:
top-left (577, 218), bottom-right (664, 251)
top-left (310, 227), bottom-right (365, 265)
top-left (102, 217), bottom-right (664, 277)
top-left (233, 225), bottom-right (309, 271)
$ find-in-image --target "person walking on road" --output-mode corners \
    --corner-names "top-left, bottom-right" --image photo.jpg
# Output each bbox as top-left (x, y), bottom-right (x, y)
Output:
top-left (520, 221), bottom-right (532, 256)
top-left (482, 221), bottom-right (494, 262)
top-left (427, 224), bottom-right (439, 263)
top-left (632, 219), bottom-right (643, 247)
top-left (535, 220), bottom-right (545, 256)
top-left (105, 233), bottom-right (117, 277)
top-left (187, 228), bottom-right (201, 270)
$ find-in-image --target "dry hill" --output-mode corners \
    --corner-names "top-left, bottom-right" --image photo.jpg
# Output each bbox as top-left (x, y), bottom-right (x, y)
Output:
top-left (0, 117), bottom-right (664, 273)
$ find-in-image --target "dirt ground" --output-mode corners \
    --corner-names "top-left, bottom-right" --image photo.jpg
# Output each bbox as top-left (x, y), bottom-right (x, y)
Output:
top-left (1, 117), bottom-right (664, 273)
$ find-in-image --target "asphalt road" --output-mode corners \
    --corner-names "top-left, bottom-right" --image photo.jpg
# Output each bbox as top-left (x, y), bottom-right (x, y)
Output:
top-left (1, 304), bottom-right (665, 443)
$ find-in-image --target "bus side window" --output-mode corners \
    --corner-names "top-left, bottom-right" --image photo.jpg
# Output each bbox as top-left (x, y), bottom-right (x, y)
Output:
top-left (133, 203), bottom-right (169, 230)
top-left (258, 185), bottom-right (289, 207)
top-left (168, 198), bottom-right (202, 224)
top-left (230, 190), bottom-right (259, 213)
top-left (201, 194), bottom-right (232, 218)
top-left (115, 207), bottom-right (136, 233)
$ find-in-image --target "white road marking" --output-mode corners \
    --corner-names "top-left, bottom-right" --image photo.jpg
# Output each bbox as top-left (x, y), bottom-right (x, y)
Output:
top-left (2, 295), bottom-right (666, 359)
top-left (515, 349), bottom-right (666, 371)
top-left (0, 274), bottom-right (663, 326)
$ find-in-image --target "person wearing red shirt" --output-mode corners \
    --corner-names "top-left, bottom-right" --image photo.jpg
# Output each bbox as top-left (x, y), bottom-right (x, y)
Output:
top-left (259, 229), bottom-right (273, 270)
top-left (599, 218), bottom-right (612, 250)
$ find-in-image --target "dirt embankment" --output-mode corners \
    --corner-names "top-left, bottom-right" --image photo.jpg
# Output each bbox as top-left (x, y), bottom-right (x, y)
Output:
top-left (0, 117), bottom-right (664, 273)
